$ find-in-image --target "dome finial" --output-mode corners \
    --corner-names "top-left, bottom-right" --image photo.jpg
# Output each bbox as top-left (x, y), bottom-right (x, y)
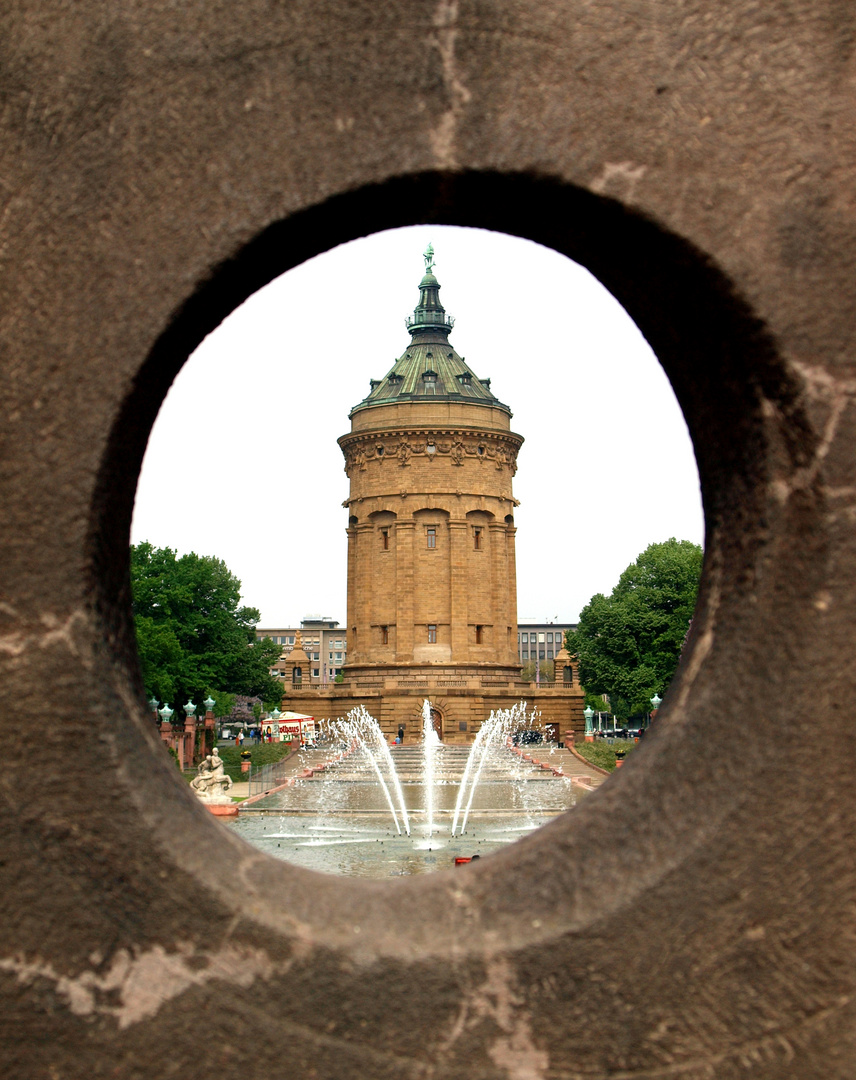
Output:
top-left (424, 242), bottom-right (435, 274)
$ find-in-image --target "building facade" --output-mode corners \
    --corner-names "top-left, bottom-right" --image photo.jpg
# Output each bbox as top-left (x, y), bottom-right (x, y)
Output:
top-left (256, 617), bottom-right (347, 683)
top-left (517, 622), bottom-right (576, 663)
top-left (279, 247), bottom-right (584, 743)
top-left (259, 619), bottom-right (576, 675)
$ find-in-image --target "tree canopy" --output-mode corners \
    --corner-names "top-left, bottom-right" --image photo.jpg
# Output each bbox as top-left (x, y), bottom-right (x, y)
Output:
top-left (131, 542), bottom-right (283, 712)
top-left (567, 538), bottom-right (703, 719)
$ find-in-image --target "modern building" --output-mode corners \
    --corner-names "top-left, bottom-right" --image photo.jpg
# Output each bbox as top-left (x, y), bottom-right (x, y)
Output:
top-left (260, 619), bottom-right (575, 671)
top-left (278, 246), bottom-right (584, 743)
top-left (256, 617), bottom-right (346, 683)
top-left (517, 622), bottom-right (577, 663)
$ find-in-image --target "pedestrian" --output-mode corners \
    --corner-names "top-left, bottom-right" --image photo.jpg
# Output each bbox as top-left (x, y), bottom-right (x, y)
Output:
top-left (237, 729), bottom-right (244, 747)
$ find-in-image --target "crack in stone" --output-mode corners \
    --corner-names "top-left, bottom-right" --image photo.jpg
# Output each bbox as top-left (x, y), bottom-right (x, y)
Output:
top-left (0, 606), bottom-right (91, 664)
top-left (441, 957), bottom-right (549, 1079)
top-left (430, 0), bottom-right (472, 168)
top-left (0, 944), bottom-right (280, 1029)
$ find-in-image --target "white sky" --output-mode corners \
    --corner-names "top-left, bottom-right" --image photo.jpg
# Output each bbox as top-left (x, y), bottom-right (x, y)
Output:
top-left (131, 225), bottom-right (704, 626)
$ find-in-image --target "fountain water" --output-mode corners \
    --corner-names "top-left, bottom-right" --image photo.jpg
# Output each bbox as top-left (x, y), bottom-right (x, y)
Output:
top-left (231, 700), bottom-right (587, 876)
top-left (330, 705), bottom-right (410, 835)
top-left (421, 699), bottom-right (441, 837)
top-left (451, 701), bottom-right (532, 836)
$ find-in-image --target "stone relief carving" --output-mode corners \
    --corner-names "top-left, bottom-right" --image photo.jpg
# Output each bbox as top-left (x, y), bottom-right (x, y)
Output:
top-left (344, 435), bottom-right (520, 472)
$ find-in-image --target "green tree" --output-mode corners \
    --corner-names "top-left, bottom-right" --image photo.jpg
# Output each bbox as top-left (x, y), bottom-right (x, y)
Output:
top-left (131, 542), bottom-right (283, 711)
top-left (568, 538), bottom-right (702, 719)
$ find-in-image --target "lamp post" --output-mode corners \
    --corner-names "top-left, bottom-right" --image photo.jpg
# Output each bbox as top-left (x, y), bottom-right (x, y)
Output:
top-left (158, 704), bottom-right (174, 724)
top-left (583, 705), bottom-right (594, 742)
top-left (650, 693), bottom-right (662, 728)
top-left (148, 695), bottom-right (159, 721)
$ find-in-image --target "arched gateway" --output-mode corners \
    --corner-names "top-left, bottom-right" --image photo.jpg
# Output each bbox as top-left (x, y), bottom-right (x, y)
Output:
top-left (280, 247), bottom-right (584, 743)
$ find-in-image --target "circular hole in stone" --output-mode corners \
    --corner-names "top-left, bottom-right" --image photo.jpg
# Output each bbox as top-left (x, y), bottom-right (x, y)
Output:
top-left (130, 225), bottom-right (703, 878)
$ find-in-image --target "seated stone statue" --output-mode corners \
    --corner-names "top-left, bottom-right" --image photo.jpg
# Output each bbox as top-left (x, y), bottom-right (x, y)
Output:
top-left (191, 747), bottom-right (234, 804)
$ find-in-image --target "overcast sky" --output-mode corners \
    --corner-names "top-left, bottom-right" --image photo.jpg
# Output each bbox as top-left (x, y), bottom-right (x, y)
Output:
top-left (131, 225), bottom-right (704, 627)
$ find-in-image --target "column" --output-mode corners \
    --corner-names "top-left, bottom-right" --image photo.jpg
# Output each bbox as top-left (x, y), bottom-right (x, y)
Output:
top-left (345, 518), bottom-right (358, 661)
top-left (504, 518), bottom-right (519, 663)
top-left (489, 521), bottom-right (508, 662)
top-left (448, 520), bottom-right (468, 662)
top-left (354, 522), bottom-right (374, 662)
top-left (395, 519), bottom-right (415, 661)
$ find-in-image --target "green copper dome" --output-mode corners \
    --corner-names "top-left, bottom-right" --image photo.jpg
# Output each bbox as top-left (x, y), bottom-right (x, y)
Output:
top-left (350, 245), bottom-right (511, 417)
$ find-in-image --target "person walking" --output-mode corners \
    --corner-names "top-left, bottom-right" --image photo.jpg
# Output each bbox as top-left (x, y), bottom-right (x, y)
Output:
top-left (237, 729), bottom-right (244, 747)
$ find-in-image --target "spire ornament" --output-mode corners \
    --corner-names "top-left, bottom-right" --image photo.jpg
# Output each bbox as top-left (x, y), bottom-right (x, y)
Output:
top-left (424, 242), bottom-right (435, 274)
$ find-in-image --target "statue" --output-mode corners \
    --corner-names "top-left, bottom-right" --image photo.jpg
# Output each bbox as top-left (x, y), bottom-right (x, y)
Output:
top-left (191, 747), bottom-right (234, 804)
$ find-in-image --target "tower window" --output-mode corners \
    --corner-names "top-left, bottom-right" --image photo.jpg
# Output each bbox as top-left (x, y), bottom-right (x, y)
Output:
top-left (475, 625), bottom-right (483, 644)
top-left (427, 527), bottom-right (436, 549)
top-left (381, 528), bottom-right (389, 550)
top-left (427, 624), bottom-right (437, 644)
top-left (381, 625), bottom-right (389, 645)
top-left (477, 445), bottom-right (485, 456)
top-left (474, 527), bottom-right (483, 550)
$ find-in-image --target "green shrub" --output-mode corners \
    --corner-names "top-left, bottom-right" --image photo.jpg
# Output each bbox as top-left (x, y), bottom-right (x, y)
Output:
top-left (218, 742), bottom-right (292, 781)
top-left (573, 740), bottom-right (636, 772)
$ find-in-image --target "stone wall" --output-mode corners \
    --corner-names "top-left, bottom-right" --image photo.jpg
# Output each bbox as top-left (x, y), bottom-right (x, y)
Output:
top-left (2, 3), bottom-right (855, 1078)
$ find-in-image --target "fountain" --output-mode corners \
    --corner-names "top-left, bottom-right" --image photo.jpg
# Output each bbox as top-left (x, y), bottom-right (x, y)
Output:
top-left (229, 700), bottom-right (589, 875)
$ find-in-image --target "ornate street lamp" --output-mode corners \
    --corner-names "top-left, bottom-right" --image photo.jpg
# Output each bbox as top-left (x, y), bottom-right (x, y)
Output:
top-left (650, 693), bottom-right (662, 711)
top-left (203, 695), bottom-right (216, 714)
top-left (158, 704), bottom-right (174, 723)
top-left (148, 695), bottom-right (159, 718)
top-left (183, 700), bottom-right (197, 717)
top-left (583, 705), bottom-right (594, 742)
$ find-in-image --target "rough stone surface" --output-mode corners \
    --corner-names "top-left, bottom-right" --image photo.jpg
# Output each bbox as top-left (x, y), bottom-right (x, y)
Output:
top-left (2, 2), bottom-right (855, 1077)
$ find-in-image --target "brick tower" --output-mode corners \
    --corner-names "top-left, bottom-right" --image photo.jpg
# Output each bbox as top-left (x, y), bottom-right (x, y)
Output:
top-left (280, 246), bottom-right (583, 743)
top-left (338, 243), bottom-right (523, 677)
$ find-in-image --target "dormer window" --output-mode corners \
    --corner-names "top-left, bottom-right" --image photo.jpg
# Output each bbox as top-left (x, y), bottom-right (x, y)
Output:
top-left (457, 373), bottom-right (472, 386)
top-left (388, 374), bottom-right (402, 385)
top-left (422, 371), bottom-right (437, 381)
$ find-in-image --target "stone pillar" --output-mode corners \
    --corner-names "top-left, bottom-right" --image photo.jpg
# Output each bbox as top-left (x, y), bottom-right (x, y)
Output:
top-left (182, 712), bottom-right (196, 771)
top-left (203, 705), bottom-right (216, 760)
top-left (345, 515), bottom-right (358, 660)
top-left (350, 522), bottom-right (375, 664)
top-left (489, 520), bottom-right (513, 662)
top-left (395, 518), bottom-right (415, 662)
top-left (449, 519), bottom-right (468, 661)
top-left (504, 517), bottom-right (519, 663)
